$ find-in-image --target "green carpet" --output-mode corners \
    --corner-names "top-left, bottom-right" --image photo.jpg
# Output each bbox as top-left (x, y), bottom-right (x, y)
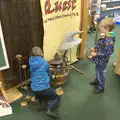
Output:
top-left (1, 25), bottom-right (120, 120)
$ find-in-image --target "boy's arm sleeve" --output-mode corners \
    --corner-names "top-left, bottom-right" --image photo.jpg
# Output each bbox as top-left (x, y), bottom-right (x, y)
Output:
top-left (94, 39), bottom-right (101, 51)
top-left (97, 39), bottom-right (114, 57)
top-left (47, 69), bottom-right (51, 77)
top-left (46, 63), bottom-right (51, 77)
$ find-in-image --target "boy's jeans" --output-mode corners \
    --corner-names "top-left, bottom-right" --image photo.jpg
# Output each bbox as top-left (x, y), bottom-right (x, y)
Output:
top-left (95, 64), bottom-right (107, 90)
top-left (33, 88), bottom-right (60, 109)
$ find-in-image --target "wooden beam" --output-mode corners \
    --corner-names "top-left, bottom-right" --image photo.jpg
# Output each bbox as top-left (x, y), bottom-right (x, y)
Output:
top-left (115, 48), bottom-right (120, 75)
top-left (79, 0), bottom-right (89, 59)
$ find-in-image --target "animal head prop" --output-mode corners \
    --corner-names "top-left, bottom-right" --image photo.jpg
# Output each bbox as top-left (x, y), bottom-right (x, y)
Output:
top-left (64, 31), bottom-right (83, 42)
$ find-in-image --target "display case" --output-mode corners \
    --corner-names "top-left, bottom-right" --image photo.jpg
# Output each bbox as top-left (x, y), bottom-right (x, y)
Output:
top-left (101, 0), bottom-right (120, 17)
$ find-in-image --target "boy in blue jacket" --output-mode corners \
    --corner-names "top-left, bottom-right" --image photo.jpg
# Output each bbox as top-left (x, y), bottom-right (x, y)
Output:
top-left (90, 18), bottom-right (116, 94)
top-left (29, 47), bottom-right (60, 118)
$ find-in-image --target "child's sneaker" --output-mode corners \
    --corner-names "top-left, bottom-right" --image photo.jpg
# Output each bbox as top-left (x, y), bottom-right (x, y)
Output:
top-left (93, 88), bottom-right (104, 94)
top-left (89, 79), bottom-right (98, 85)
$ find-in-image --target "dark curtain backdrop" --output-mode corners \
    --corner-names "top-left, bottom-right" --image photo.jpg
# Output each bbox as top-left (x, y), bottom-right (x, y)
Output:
top-left (0, 0), bottom-right (44, 89)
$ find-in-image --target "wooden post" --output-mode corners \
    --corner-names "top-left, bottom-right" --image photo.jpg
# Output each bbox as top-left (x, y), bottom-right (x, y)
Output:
top-left (79, 0), bottom-right (89, 59)
top-left (0, 72), bottom-right (8, 101)
top-left (115, 48), bottom-right (120, 75)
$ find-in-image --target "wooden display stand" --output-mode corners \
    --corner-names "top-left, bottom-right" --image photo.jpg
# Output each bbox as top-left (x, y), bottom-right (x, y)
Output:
top-left (0, 72), bottom-right (23, 103)
top-left (115, 48), bottom-right (120, 75)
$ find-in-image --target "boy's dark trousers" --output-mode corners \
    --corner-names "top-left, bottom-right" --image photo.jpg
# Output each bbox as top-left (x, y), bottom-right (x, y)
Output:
top-left (95, 64), bottom-right (107, 90)
top-left (33, 88), bottom-right (60, 109)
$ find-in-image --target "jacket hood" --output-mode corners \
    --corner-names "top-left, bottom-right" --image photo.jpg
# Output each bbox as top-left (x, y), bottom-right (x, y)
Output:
top-left (29, 56), bottom-right (44, 69)
top-left (107, 32), bottom-right (116, 38)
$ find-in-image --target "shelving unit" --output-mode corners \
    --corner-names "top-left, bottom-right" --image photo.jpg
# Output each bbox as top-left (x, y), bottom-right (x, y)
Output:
top-left (101, 0), bottom-right (120, 17)
top-left (102, 0), bottom-right (120, 4)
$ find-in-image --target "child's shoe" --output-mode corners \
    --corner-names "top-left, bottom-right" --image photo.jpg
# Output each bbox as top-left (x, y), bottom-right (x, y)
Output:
top-left (46, 109), bottom-right (60, 118)
top-left (93, 88), bottom-right (104, 94)
top-left (89, 79), bottom-right (98, 85)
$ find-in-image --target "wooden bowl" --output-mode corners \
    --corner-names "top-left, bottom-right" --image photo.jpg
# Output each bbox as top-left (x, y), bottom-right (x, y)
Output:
top-left (56, 87), bottom-right (63, 96)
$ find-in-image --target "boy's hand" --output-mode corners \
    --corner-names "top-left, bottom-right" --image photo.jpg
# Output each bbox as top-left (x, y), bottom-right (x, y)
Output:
top-left (90, 48), bottom-right (95, 52)
top-left (90, 51), bottom-right (97, 57)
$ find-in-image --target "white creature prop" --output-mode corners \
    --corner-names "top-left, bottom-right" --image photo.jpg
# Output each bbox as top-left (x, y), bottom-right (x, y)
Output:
top-left (59, 31), bottom-right (83, 51)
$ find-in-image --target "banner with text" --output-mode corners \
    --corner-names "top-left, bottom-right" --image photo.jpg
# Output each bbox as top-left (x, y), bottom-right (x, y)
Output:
top-left (40, 0), bottom-right (81, 61)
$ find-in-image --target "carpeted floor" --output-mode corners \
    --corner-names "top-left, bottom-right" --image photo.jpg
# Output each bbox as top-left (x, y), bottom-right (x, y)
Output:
top-left (1, 25), bottom-right (120, 120)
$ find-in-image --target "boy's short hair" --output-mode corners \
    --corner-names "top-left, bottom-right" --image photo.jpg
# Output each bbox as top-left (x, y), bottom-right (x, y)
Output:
top-left (30, 47), bottom-right (43, 56)
top-left (100, 18), bottom-right (115, 32)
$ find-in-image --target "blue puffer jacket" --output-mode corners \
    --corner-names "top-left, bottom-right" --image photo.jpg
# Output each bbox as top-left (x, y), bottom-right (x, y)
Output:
top-left (29, 56), bottom-right (50, 91)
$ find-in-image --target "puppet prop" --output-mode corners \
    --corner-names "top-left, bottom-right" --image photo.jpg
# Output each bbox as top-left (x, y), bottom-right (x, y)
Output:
top-left (49, 31), bottom-right (84, 86)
